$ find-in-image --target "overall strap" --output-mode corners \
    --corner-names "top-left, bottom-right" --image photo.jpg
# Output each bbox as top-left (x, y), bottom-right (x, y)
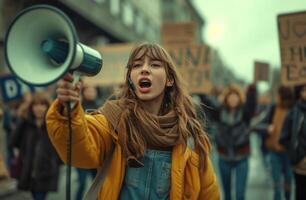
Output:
top-left (83, 144), bottom-right (115, 200)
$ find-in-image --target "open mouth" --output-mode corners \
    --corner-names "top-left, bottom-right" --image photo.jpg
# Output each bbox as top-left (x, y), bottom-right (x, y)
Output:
top-left (139, 79), bottom-right (152, 88)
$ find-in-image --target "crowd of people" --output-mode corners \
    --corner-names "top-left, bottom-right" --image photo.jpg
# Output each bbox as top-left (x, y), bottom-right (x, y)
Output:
top-left (0, 43), bottom-right (305, 200)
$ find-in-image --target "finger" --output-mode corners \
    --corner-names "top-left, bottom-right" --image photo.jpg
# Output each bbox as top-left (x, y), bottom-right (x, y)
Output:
top-left (75, 82), bottom-right (83, 93)
top-left (57, 80), bottom-right (77, 90)
top-left (57, 95), bottom-right (80, 104)
top-left (56, 88), bottom-right (80, 97)
top-left (62, 73), bottom-right (74, 82)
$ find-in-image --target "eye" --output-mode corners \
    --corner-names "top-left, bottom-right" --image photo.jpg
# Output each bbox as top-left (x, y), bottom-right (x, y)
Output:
top-left (132, 64), bottom-right (142, 68)
top-left (151, 62), bottom-right (162, 67)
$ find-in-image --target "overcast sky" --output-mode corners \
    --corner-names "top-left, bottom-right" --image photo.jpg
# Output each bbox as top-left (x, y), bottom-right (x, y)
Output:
top-left (192, 0), bottom-right (306, 83)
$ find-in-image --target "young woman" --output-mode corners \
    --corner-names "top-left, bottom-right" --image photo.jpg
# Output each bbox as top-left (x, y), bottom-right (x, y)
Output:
top-left (46, 43), bottom-right (220, 199)
top-left (199, 84), bottom-right (257, 200)
top-left (280, 84), bottom-right (306, 200)
top-left (11, 92), bottom-right (61, 200)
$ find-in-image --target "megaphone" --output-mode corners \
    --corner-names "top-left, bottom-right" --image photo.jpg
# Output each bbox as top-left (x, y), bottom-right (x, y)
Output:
top-left (4, 4), bottom-right (103, 86)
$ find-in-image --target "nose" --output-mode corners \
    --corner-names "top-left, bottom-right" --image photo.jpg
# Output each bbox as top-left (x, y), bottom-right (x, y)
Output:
top-left (140, 63), bottom-right (150, 75)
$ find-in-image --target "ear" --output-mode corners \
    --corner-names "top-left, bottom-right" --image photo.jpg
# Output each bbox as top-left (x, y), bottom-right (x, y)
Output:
top-left (166, 78), bottom-right (174, 87)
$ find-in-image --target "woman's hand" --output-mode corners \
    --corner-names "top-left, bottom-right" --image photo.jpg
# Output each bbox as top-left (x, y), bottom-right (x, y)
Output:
top-left (56, 73), bottom-right (82, 105)
top-left (267, 124), bottom-right (275, 135)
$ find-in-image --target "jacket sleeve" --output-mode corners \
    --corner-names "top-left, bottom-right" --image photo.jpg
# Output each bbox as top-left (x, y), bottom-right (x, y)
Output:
top-left (10, 118), bottom-right (26, 149)
top-left (199, 94), bottom-right (221, 122)
top-left (199, 156), bottom-right (221, 199)
top-left (251, 104), bottom-right (275, 135)
top-left (46, 99), bottom-right (113, 169)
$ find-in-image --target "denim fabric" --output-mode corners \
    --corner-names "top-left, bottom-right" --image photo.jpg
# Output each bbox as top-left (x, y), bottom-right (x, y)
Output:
top-left (218, 157), bottom-right (249, 200)
top-left (119, 149), bottom-right (172, 200)
top-left (269, 151), bottom-right (293, 200)
top-left (75, 168), bottom-right (97, 200)
top-left (31, 191), bottom-right (47, 200)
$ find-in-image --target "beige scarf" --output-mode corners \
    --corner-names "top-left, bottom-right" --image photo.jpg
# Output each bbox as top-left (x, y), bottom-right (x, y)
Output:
top-left (266, 99), bottom-right (292, 151)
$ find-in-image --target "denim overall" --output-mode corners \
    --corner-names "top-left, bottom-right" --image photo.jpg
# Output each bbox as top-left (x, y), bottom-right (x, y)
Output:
top-left (119, 149), bottom-right (172, 200)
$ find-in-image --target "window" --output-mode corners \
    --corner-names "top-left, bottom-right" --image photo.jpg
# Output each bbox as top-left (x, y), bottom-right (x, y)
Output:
top-left (92, 0), bottom-right (106, 3)
top-left (122, 2), bottom-right (133, 26)
top-left (147, 25), bottom-right (157, 41)
top-left (110, 0), bottom-right (120, 16)
top-left (136, 13), bottom-right (144, 34)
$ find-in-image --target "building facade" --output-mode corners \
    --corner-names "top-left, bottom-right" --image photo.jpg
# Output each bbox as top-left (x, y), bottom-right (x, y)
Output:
top-left (0, 0), bottom-right (163, 71)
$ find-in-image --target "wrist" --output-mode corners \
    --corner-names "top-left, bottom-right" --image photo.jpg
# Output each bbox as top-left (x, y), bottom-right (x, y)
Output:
top-left (58, 104), bottom-right (68, 116)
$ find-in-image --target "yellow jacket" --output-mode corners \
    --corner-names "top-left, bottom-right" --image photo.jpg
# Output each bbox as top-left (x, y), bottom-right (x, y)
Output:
top-left (46, 100), bottom-right (220, 200)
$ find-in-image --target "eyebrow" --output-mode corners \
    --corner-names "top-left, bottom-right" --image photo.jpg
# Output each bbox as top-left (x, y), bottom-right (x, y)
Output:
top-left (150, 59), bottom-right (162, 62)
top-left (132, 59), bottom-right (144, 64)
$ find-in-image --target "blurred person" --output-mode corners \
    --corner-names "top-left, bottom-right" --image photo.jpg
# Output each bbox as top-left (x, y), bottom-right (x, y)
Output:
top-left (11, 92), bottom-right (61, 200)
top-left (2, 101), bottom-right (19, 174)
top-left (81, 84), bottom-right (100, 112)
top-left (16, 91), bottom-right (33, 119)
top-left (200, 84), bottom-right (257, 200)
top-left (259, 86), bottom-right (294, 200)
top-left (74, 84), bottom-right (99, 200)
top-left (0, 104), bottom-right (9, 179)
top-left (46, 43), bottom-right (220, 199)
top-left (280, 84), bottom-right (306, 200)
top-left (6, 92), bottom-right (33, 179)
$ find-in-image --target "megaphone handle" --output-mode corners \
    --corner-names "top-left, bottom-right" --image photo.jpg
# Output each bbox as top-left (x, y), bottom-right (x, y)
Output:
top-left (65, 70), bottom-right (80, 200)
top-left (69, 71), bottom-right (81, 109)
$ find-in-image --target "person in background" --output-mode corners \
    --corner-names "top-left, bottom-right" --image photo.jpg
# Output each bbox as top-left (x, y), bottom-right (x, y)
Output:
top-left (46, 43), bottom-right (220, 199)
top-left (75, 84), bottom-right (99, 200)
top-left (16, 91), bottom-right (33, 119)
top-left (11, 92), bottom-right (61, 200)
top-left (280, 84), bottom-right (306, 200)
top-left (261, 86), bottom-right (294, 200)
top-left (200, 84), bottom-right (257, 200)
top-left (0, 104), bottom-right (9, 180)
top-left (2, 102), bottom-right (19, 172)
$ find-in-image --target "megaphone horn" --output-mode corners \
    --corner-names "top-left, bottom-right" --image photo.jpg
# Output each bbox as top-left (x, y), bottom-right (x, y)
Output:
top-left (4, 4), bottom-right (103, 86)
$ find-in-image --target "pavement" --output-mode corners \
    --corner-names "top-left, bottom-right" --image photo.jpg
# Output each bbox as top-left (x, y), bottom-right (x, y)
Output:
top-left (0, 178), bottom-right (33, 200)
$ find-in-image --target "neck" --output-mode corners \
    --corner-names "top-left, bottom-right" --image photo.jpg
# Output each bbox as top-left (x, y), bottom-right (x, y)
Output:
top-left (229, 107), bottom-right (237, 113)
top-left (140, 94), bottom-right (164, 115)
top-left (36, 118), bottom-right (43, 127)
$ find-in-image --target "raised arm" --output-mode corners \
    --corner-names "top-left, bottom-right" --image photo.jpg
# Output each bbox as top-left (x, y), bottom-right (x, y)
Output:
top-left (46, 73), bottom-right (113, 169)
top-left (243, 84), bottom-right (257, 123)
top-left (46, 99), bottom-right (113, 169)
top-left (198, 94), bottom-right (221, 122)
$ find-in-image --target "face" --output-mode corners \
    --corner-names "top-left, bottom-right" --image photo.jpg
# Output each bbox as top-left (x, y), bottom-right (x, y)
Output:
top-left (83, 86), bottom-right (97, 101)
top-left (130, 56), bottom-right (172, 103)
top-left (32, 103), bottom-right (48, 119)
top-left (227, 92), bottom-right (240, 109)
top-left (300, 86), bottom-right (306, 101)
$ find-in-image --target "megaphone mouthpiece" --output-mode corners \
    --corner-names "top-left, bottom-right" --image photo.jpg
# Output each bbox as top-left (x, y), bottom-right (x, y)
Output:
top-left (41, 38), bottom-right (103, 76)
top-left (41, 38), bottom-right (69, 64)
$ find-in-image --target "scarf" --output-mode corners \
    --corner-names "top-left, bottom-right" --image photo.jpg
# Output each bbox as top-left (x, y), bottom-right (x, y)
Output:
top-left (98, 100), bottom-right (182, 165)
top-left (266, 98), bottom-right (291, 151)
top-left (220, 108), bottom-right (243, 126)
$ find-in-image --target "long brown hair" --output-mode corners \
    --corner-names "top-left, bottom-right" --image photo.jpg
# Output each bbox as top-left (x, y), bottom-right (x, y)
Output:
top-left (115, 43), bottom-right (211, 170)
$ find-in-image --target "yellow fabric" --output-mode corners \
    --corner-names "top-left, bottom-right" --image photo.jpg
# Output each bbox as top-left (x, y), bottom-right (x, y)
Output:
top-left (46, 99), bottom-right (220, 200)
